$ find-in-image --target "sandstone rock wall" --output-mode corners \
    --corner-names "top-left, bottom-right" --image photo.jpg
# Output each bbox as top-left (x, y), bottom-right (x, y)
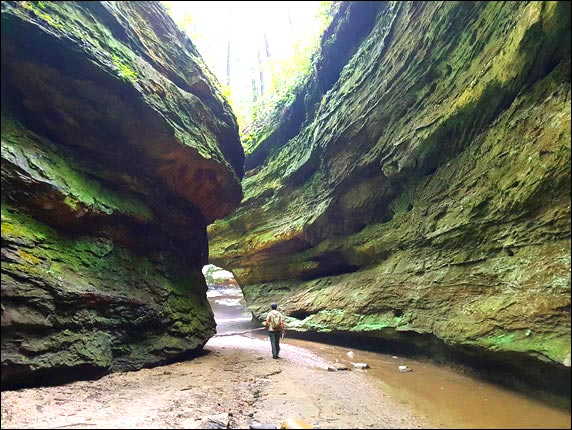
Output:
top-left (1, 1), bottom-right (243, 388)
top-left (210, 1), bottom-right (571, 394)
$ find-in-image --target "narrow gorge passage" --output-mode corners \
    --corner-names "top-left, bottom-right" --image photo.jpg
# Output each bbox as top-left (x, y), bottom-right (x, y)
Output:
top-left (1, 1), bottom-right (570, 429)
top-left (204, 264), bottom-right (256, 336)
top-left (205, 269), bottom-right (571, 428)
top-left (2, 308), bottom-right (570, 429)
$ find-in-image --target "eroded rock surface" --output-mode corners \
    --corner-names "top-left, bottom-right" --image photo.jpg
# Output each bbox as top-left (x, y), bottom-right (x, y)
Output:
top-left (1, 1), bottom-right (243, 388)
top-left (210, 1), bottom-right (571, 395)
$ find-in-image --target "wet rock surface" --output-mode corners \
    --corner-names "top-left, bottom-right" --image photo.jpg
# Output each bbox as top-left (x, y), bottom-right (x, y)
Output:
top-left (209, 1), bottom-right (571, 397)
top-left (1, 1), bottom-right (243, 388)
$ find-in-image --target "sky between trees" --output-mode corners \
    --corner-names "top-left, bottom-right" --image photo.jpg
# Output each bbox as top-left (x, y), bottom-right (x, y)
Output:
top-left (162, 1), bottom-right (333, 138)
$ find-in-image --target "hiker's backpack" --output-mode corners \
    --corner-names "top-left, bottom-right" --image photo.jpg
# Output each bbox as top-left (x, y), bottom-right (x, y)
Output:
top-left (270, 311), bottom-right (282, 330)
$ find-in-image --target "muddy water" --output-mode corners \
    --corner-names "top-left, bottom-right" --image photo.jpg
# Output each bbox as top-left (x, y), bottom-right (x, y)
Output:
top-left (279, 338), bottom-right (571, 429)
top-left (207, 284), bottom-right (571, 429)
top-left (207, 284), bottom-right (255, 335)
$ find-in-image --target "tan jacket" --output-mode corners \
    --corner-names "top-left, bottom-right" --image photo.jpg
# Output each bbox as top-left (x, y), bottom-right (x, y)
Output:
top-left (265, 310), bottom-right (285, 332)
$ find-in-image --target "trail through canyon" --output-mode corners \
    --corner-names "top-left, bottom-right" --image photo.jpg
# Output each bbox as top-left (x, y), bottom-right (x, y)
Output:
top-left (1, 334), bottom-right (426, 429)
top-left (3, 283), bottom-right (570, 429)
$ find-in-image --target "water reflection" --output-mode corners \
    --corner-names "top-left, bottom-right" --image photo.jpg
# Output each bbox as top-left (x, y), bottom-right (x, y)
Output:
top-left (207, 274), bottom-right (571, 429)
top-left (206, 279), bottom-right (254, 335)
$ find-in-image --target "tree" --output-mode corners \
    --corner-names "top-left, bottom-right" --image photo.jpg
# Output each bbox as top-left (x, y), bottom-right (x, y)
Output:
top-left (251, 77), bottom-right (258, 103)
top-left (257, 45), bottom-right (264, 96)
top-left (226, 40), bottom-right (231, 87)
top-left (264, 32), bottom-right (271, 58)
top-left (161, 1), bottom-right (335, 137)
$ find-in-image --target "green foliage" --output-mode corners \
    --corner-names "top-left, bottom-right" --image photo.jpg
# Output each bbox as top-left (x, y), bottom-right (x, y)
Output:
top-left (112, 55), bottom-right (138, 83)
top-left (203, 264), bottom-right (229, 286)
top-left (239, 2), bottom-right (334, 143)
top-left (203, 264), bottom-right (217, 285)
top-left (23, 1), bottom-right (63, 29)
top-left (161, 1), bottom-right (335, 147)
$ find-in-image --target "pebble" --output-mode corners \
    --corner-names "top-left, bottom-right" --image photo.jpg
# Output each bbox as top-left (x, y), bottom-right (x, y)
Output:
top-left (352, 362), bottom-right (369, 370)
top-left (327, 363), bottom-right (349, 371)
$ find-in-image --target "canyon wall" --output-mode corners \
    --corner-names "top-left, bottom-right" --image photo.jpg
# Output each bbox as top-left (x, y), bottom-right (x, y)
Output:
top-left (1, 1), bottom-right (243, 388)
top-left (210, 1), bottom-right (571, 395)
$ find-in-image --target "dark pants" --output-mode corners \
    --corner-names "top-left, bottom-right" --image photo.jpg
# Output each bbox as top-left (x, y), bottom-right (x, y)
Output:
top-left (269, 331), bottom-right (281, 358)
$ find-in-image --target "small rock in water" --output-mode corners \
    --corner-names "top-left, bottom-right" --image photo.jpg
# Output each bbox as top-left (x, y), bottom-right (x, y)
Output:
top-left (398, 365), bottom-right (412, 373)
top-left (327, 362), bottom-right (349, 371)
top-left (346, 351), bottom-right (354, 358)
top-left (352, 362), bottom-right (369, 370)
top-left (392, 356), bottom-right (399, 359)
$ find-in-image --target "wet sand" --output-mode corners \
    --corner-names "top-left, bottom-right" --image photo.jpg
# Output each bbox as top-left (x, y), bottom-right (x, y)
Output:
top-left (1, 334), bottom-right (426, 429)
top-left (275, 336), bottom-right (572, 429)
top-left (3, 284), bottom-right (569, 429)
top-left (212, 284), bottom-right (571, 429)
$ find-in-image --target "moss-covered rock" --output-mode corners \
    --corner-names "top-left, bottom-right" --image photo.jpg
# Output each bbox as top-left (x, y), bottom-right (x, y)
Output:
top-left (1, 1), bottom-right (243, 388)
top-left (243, 1), bottom-right (387, 171)
top-left (2, 203), bottom-right (215, 386)
top-left (210, 1), bottom-right (571, 396)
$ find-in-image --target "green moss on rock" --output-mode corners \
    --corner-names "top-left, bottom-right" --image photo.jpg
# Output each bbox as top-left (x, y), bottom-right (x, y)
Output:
top-left (2, 202), bottom-right (215, 388)
top-left (209, 0), bottom-right (571, 394)
top-left (1, 0), bottom-right (243, 388)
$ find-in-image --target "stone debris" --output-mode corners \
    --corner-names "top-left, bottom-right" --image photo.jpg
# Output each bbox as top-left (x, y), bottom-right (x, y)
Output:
top-left (351, 362), bottom-right (369, 370)
top-left (327, 362), bottom-right (349, 371)
top-left (398, 366), bottom-right (412, 373)
top-left (199, 413), bottom-right (230, 429)
top-left (249, 423), bottom-right (277, 429)
top-left (280, 418), bottom-right (313, 429)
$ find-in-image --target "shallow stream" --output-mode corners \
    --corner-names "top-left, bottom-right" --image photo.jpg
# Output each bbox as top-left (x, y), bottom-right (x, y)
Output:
top-left (207, 283), bottom-right (571, 429)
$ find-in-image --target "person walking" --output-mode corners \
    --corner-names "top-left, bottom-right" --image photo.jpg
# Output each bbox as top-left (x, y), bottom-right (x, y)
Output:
top-left (265, 303), bottom-right (285, 359)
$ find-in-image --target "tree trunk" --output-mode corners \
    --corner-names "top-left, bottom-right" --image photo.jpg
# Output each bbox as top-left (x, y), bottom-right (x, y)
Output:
top-left (264, 32), bottom-right (271, 57)
top-left (226, 40), bottom-right (231, 87)
top-left (257, 46), bottom-right (264, 96)
top-left (251, 78), bottom-right (258, 103)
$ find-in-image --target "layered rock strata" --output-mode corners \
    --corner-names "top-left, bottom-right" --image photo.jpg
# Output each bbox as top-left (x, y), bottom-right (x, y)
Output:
top-left (210, 1), bottom-right (571, 396)
top-left (1, 1), bottom-right (243, 388)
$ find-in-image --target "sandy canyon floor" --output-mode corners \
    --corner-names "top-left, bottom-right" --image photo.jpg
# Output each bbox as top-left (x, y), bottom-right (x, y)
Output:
top-left (1, 334), bottom-right (427, 429)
